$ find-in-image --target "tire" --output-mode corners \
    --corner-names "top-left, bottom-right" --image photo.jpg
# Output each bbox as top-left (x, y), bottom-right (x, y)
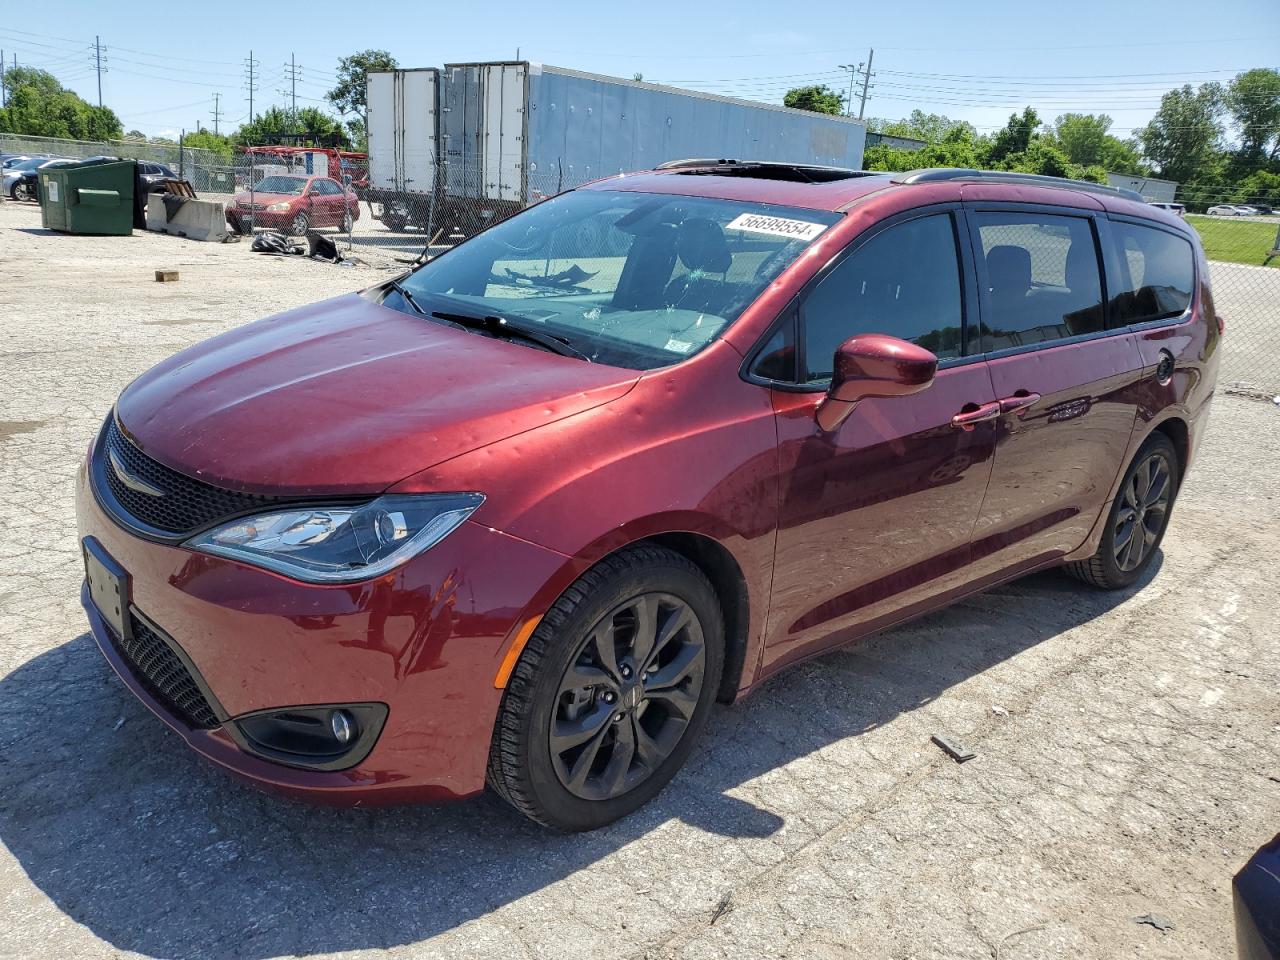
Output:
top-left (341, 209), bottom-right (353, 233)
top-left (1065, 433), bottom-right (1179, 590)
top-left (488, 544), bottom-right (724, 831)
top-left (382, 200), bottom-right (409, 233)
top-left (288, 211), bottom-right (309, 237)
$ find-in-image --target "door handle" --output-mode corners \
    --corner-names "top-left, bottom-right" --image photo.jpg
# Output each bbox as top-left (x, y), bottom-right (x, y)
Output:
top-left (951, 401), bottom-right (1002, 431)
top-left (998, 392), bottom-right (1041, 417)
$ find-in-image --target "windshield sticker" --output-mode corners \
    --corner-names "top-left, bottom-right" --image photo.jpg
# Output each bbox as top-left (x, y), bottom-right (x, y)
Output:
top-left (725, 213), bottom-right (828, 241)
top-left (665, 338), bottom-right (694, 354)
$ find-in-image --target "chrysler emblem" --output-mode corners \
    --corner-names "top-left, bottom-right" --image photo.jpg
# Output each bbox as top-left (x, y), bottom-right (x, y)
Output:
top-left (107, 447), bottom-right (165, 497)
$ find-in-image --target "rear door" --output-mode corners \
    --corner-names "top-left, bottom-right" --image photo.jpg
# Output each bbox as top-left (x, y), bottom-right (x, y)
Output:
top-left (758, 207), bottom-right (1000, 672)
top-left (961, 202), bottom-right (1145, 579)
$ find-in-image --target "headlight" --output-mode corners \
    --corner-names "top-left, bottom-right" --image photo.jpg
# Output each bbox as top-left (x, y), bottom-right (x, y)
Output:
top-left (186, 493), bottom-right (483, 583)
top-left (267, 201), bottom-right (291, 211)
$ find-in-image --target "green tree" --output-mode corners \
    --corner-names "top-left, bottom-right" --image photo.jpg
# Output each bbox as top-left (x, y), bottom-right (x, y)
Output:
top-left (987, 107), bottom-right (1041, 166)
top-left (1049, 113), bottom-right (1111, 166)
top-left (327, 49), bottom-right (398, 134)
top-left (232, 106), bottom-right (349, 148)
top-left (1138, 83), bottom-right (1224, 184)
top-left (783, 85), bottom-right (845, 116)
top-left (0, 67), bottom-right (122, 140)
top-left (1224, 68), bottom-right (1280, 160)
top-left (183, 128), bottom-right (233, 162)
top-left (868, 110), bottom-right (976, 144)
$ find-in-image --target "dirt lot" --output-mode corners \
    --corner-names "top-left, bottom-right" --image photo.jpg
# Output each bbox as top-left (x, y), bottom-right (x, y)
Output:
top-left (1, 198), bottom-right (1278, 960)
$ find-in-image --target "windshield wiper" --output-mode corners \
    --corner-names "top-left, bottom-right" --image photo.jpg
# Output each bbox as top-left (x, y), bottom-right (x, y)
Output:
top-left (430, 310), bottom-right (591, 362)
top-left (383, 277), bottom-right (427, 316)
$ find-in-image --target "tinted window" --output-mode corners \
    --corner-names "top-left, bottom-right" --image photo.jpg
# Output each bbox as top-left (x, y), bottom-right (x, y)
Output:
top-left (801, 214), bottom-right (963, 382)
top-left (752, 309), bottom-right (798, 382)
top-left (975, 213), bottom-right (1104, 350)
top-left (1110, 222), bottom-right (1194, 325)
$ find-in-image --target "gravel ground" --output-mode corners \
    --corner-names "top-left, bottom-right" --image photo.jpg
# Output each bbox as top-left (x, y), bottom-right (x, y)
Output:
top-left (1, 198), bottom-right (1278, 960)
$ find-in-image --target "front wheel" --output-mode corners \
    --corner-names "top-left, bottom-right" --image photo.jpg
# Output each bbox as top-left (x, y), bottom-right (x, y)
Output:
top-left (1065, 433), bottom-right (1178, 589)
top-left (288, 211), bottom-right (309, 236)
top-left (341, 209), bottom-right (354, 233)
top-left (488, 545), bottom-right (724, 831)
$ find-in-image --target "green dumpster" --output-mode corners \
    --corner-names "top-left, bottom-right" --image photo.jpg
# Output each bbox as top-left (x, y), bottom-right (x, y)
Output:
top-left (40, 160), bottom-right (136, 235)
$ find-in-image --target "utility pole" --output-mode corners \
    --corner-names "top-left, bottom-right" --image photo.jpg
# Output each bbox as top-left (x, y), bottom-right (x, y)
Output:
top-left (1, 49), bottom-right (6, 108)
top-left (243, 50), bottom-right (259, 123)
top-left (855, 48), bottom-right (875, 121)
top-left (91, 35), bottom-right (107, 108)
top-left (838, 63), bottom-right (858, 117)
top-left (282, 54), bottom-right (302, 123)
top-left (210, 93), bottom-right (222, 135)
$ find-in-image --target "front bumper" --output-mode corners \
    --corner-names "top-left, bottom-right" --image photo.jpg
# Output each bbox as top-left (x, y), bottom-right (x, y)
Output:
top-left (227, 208), bottom-right (293, 230)
top-left (76, 462), bottom-right (572, 804)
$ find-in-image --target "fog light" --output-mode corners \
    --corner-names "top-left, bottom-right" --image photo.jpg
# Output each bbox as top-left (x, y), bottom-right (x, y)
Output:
top-left (231, 702), bottom-right (388, 771)
top-left (330, 709), bottom-right (355, 744)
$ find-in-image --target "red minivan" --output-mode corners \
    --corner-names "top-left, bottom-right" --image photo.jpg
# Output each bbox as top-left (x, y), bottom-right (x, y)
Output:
top-left (77, 162), bottom-right (1218, 830)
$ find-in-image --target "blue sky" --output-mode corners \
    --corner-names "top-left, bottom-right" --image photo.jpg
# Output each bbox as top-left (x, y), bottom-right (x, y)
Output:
top-left (2, 0), bottom-right (1277, 141)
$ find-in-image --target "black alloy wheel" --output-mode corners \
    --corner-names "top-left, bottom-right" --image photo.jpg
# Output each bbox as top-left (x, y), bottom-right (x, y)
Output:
top-left (487, 544), bottom-right (724, 831)
top-left (1113, 450), bottom-right (1173, 572)
top-left (1066, 432), bottom-right (1179, 589)
top-left (550, 592), bottom-right (706, 802)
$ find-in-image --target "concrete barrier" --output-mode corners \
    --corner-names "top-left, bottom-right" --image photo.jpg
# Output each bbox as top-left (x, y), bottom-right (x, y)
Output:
top-left (145, 196), bottom-right (228, 242)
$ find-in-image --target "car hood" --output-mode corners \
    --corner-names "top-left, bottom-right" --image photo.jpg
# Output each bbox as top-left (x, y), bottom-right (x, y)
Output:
top-left (234, 191), bottom-right (300, 205)
top-left (115, 294), bottom-right (642, 495)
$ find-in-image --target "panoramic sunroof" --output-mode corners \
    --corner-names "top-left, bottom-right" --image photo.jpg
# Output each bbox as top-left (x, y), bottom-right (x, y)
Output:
top-left (664, 161), bottom-right (882, 184)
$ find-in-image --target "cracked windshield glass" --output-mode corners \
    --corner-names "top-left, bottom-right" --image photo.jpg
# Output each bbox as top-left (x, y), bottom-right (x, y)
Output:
top-left (390, 189), bottom-right (841, 369)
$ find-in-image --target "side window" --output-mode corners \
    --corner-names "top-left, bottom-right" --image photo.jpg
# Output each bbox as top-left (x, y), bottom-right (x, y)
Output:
top-left (752, 309), bottom-right (798, 382)
top-left (800, 213), bottom-right (963, 383)
top-left (974, 212), bottom-right (1104, 350)
top-left (1108, 222), bottom-right (1194, 325)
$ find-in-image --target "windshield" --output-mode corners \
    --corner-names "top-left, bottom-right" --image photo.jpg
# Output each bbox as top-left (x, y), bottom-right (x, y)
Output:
top-left (253, 176), bottom-right (308, 195)
top-left (393, 189), bottom-right (841, 370)
top-left (10, 157), bottom-right (50, 172)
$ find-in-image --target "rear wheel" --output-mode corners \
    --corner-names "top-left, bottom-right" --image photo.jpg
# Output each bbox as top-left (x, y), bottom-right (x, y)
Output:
top-left (488, 545), bottom-right (724, 831)
top-left (1065, 433), bottom-right (1178, 589)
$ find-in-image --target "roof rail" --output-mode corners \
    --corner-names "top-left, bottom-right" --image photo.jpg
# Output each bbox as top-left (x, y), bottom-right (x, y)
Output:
top-left (654, 158), bottom-right (880, 183)
top-left (891, 168), bottom-right (1145, 203)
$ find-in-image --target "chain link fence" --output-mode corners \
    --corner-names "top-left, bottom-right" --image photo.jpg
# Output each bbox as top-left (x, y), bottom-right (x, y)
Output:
top-left (0, 133), bottom-right (239, 194)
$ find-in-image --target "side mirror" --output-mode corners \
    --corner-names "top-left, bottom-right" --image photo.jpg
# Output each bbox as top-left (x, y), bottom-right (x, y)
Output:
top-left (815, 334), bottom-right (938, 432)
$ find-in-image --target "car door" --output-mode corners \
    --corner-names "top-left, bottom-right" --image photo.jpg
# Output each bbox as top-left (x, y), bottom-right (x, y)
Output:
top-left (961, 202), bottom-right (1145, 580)
top-left (755, 207), bottom-right (1001, 672)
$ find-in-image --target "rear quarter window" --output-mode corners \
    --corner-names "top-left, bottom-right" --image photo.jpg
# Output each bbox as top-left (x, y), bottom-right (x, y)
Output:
top-left (1108, 222), bottom-right (1195, 325)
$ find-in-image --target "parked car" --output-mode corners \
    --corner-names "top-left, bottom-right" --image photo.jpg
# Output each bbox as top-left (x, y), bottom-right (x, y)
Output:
top-left (1, 153), bottom-right (41, 170)
top-left (1235, 834), bottom-right (1280, 959)
top-left (133, 160), bottom-right (178, 198)
top-left (77, 163), bottom-right (1217, 830)
top-left (1148, 201), bottom-right (1185, 217)
top-left (4, 156), bottom-right (77, 201)
top-left (1207, 204), bottom-right (1254, 216)
top-left (226, 174), bottom-right (359, 235)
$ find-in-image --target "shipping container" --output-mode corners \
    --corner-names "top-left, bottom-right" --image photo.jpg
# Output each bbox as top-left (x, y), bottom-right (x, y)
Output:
top-left (365, 61), bottom-right (866, 234)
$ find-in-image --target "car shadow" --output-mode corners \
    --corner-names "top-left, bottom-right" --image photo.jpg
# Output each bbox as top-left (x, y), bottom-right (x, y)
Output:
top-left (0, 557), bottom-right (1160, 959)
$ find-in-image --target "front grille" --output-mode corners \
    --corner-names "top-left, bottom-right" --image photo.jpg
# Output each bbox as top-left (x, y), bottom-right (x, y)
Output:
top-left (111, 614), bottom-right (220, 729)
top-left (99, 417), bottom-right (275, 536)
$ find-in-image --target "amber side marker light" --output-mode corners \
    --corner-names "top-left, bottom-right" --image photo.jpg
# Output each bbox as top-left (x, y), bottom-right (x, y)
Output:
top-left (494, 616), bottom-right (543, 688)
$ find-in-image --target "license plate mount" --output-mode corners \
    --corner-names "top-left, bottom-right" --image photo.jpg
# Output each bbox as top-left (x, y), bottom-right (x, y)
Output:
top-left (83, 537), bottom-right (131, 640)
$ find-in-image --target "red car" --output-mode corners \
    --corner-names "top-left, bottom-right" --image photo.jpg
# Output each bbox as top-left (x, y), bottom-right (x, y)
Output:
top-left (227, 174), bottom-right (359, 236)
top-left (78, 162), bottom-right (1218, 830)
